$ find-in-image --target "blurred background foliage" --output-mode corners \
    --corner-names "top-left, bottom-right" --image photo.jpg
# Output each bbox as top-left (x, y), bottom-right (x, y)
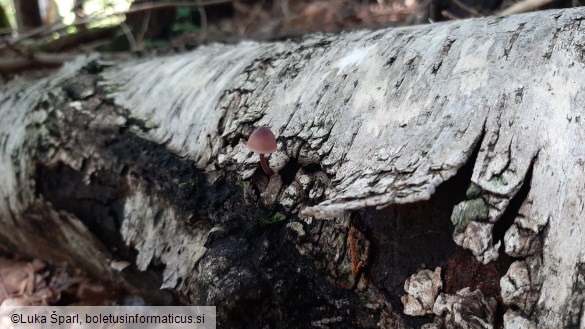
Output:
top-left (0, 0), bottom-right (582, 76)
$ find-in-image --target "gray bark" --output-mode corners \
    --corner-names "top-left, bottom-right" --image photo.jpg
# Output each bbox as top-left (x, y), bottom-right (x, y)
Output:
top-left (1, 7), bottom-right (585, 328)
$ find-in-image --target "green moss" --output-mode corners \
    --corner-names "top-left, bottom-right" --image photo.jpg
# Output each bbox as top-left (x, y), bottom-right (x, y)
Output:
top-left (338, 232), bottom-right (347, 250)
top-left (488, 175), bottom-right (508, 186)
top-left (450, 198), bottom-right (489, 228)
top-left (466, 182), bottom-right (482, 198)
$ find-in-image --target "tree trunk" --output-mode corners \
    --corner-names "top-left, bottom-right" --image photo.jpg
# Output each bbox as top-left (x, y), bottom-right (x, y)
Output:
top-left (13, 0), bottom-right (42, 32)
top-left (0, 4), bottom-right (11, 31)
top-left (1, 7), bottom-right (585, 328)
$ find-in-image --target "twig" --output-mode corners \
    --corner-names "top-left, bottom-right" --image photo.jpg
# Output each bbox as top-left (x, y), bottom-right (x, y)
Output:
top-left (497, 0), bottom-right (556, 16)
top-left (239, 0), bottom-right (265, 35)
top-left (279, 0), bottom-right (291, 18)
top-left (441, 9), bottom-right (461, 20)
top-left (1, 22), bottom-right (56, 47)
top-left (120, 22), bottom-right (137, 51)
top-left (196, 0), bottom-right (209, 42)
top-left (451, 0), bottom-right (483, 17)
top-left (409, 0), bottom-right (437, 25)
top-left (40, 26), bottom-right (116, 52)
top-left (0, 52), bottom-right (79, 74)
top-left (135, 0), bottom-right (153, 50)
top-left (3, 39), bottom-right (29, 57)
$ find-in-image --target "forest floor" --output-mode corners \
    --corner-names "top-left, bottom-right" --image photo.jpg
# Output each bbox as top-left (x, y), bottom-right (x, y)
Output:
top-left (0, 255), bottom-right (126, 306)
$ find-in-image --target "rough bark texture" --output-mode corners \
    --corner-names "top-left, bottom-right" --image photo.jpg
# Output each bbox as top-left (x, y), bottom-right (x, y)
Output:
top-left (1, 7), bottom-right (585, 328)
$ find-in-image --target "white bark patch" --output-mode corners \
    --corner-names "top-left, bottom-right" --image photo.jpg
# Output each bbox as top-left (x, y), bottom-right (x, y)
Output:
top-left (335, 45), bottom-right (376, 73)
top-left (453, 221), bottom-right (501, 264)
top-left (122, 186), bottom-right (210, 289)
top-left (500, 256), bottom-right (542, 313)
top-left (504, 223), bottom-right (541, 257)
top-left (434, 288), bottom-right (497, 329)
top-left (0, 55), bottom-right (98, 252)
top-left (0, 57), bottom-right (89, 217)
top-left (101, 42), bottom-right (281, 168)
top-left (503, 310), bottom-right (537, 329)
top-left (401, 267), bottom-right (442, 316)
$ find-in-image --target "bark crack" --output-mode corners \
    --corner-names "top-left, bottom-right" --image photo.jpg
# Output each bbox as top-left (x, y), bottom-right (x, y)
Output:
top-left (503, 23), bottom-right (526, 59)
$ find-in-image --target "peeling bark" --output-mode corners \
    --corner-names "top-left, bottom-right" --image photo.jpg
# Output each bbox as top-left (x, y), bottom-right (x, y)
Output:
top-left (1, 7), bottom-right (585, 328)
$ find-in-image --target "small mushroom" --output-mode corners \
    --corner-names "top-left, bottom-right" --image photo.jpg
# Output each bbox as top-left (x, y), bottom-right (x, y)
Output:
top-left (247, 127), bottom-right (277, 176)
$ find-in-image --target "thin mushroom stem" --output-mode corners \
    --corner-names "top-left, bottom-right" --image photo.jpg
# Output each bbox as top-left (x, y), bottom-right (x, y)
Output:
top-left (259, 154), bottom-right (273, 176)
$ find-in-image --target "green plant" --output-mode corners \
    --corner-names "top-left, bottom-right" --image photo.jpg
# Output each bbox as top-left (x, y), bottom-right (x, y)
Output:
top-left (172, 7), bottom-right (200, 33)
top-left (264, 212), bottom-right (286, 224)
top-left (172, 22), bottom-right (200, 33)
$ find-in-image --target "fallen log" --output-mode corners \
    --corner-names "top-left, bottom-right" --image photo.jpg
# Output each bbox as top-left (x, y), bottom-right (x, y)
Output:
top-left (1, 7), bottom-right (584, 327)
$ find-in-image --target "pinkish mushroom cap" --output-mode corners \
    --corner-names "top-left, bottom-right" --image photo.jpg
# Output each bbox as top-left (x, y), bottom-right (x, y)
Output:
top-left (247, 127), bottom-right (277, 154)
